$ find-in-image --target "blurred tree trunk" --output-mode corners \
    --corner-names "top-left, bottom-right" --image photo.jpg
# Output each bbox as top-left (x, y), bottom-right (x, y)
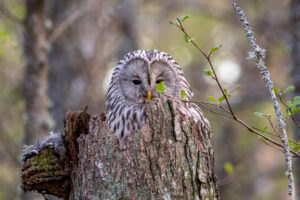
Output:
top-left (23, 0), bottom-right (50, 144)
top-left (47, 0), bottom-right (135, 129)
top-left (291, 0), bottom-right (300, 198)
top-left (22, 101), bottom-right (219, 199)
top-left (22, 0), bottom-right (52, 199)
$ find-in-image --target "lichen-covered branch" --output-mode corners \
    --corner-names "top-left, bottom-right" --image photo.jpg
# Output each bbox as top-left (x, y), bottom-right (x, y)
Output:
top-left (232, 1), bottom-right (295, 199)
top-left (291, 0), bottom-right (300, 198)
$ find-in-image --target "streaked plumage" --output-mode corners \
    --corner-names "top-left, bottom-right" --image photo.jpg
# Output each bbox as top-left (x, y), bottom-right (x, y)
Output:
top-left (105, 49), bottom-right (209, 138)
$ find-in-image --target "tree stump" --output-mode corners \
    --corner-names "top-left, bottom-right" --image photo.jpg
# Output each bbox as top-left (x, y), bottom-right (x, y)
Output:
top-left (21, 100), bottom-right (219, 199)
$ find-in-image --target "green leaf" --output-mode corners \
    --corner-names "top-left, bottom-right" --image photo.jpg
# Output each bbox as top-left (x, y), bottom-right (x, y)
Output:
top-left (208, 96), bottom-right (217, 103)
top-left (293, 145), bottom-right (300, 151)
top-left (224, 162), bottom-right (234, 174)
top-left (291, 107), bottom-right (300, 114)
top-left (293, 96), bottom-right (300, 106)
top-left (224, 89), bottom-right (228, 95)
top-left (287, 100), bottom-right (293, 108)
top-left (169, 20), bottom-right (180, 26)
top-left (170, 15), bottom-right (190, 26)
top-left (253, 112), bottom-right (264, 118)
top-left (183, 34), bottom-right (194, 43)
top-left (257, 126), bottom-right (269, 143)
top-left (218, 95), bottom-right (226, 103)
top-left (273, 87), bottom-right (280, 94)
top-left (0, 30), bottom-right (8, 38)
top-left (180, 90), bottom-right (186, 100)
top-left (229, 86), bottom-right (241, 94)
top-left (202, 70), bottom-right (213, 77)
top-left (286, 108), bottom-right (291, 116)
top-left (169, 21), bottom-right (177, 25)
top-left (156, 81), bottom-right (165, 94)
top-left (283, 86), bottom-right (295, 94)
top-left (184, 34), bottom-right (189, 43)
top-left (288, 140), bottom-right (295, 148)
top-left (209, 44), bottom-right (222, 54)
top-left (179, 15), bottom-right (190, 23)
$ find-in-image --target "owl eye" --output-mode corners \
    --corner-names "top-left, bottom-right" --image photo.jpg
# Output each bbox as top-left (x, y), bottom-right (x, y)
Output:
top-left (156, 79), bottom-right (163, 84)
top-left (132, 80), bottom-right (142, 85)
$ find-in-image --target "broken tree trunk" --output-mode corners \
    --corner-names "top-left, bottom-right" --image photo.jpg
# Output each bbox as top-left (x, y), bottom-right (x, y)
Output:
top-left (22, 100), bottom-right (219, 199)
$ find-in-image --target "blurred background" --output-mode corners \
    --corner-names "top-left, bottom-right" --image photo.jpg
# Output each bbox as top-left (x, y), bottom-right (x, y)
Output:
top-left (0, 0), bottom-right (299, 199)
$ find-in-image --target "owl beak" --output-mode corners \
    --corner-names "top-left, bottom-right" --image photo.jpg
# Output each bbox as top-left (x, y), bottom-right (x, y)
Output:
top-left (147, 91), bottom-right (151, 100)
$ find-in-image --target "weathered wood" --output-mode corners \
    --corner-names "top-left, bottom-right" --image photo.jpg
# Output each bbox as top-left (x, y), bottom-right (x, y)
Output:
top-left (21, 100), bottom-right (219, 199)
top-left (21, 148), bottom-right (70, 199)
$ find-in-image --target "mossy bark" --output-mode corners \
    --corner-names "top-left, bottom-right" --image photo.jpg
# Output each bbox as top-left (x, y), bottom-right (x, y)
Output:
top-left (21, 148), bottom-right (70, 199)
top-left (22, 100), bottom-right (219, 199)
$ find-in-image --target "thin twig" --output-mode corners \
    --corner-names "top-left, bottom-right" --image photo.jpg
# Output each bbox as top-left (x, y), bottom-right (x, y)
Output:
top-left (200, 102), bottom-right (299, 157)
top-left (48, 6), bottom-right (86, 43)
top-left (278, 95), bottom-right (300, 129)
top-left (252, 126), bottom-right (280, 138)
top-left (176, 18), bottom-right (236, 120)
top-left (163, 93), bottom-right (300, 157)
top-left (170, 17), bottom-right (300, 157)
top-left (232, 1), bottom-right (295, 199)
top-left (0, 0), bottom-right (23, 24)
top-left (48, 1), bottom-right (105, 43)
top-left (267, 116), bottom-right (281, 137)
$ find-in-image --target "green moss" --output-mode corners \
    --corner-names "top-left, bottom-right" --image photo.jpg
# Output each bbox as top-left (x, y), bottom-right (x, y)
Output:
top-left (31, 149), bottom-right (60, 171)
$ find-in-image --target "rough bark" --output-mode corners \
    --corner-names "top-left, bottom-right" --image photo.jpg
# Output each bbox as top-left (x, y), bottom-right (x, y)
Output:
top-left (291, 0), bottom-right (300, 198)
top-left (22, 100), bottom-right (219, 200)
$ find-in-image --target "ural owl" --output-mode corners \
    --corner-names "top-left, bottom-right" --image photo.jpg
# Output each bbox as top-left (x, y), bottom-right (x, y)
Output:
top-left (105, 49), bottom-right (209, 138)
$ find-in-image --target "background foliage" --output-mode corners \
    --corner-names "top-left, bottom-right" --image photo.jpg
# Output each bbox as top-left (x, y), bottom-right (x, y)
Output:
top-left (0, 0), bottom-right (297, 199)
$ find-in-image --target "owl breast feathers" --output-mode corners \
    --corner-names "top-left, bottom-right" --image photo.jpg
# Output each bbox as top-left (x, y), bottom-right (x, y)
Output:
top-left (105, 49), bottom-right (209, 138)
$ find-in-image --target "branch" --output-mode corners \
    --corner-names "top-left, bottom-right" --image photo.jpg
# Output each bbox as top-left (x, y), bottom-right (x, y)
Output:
top-left (162, 94), bottom-right (300, 157)
top-left (170, 18), bottom-right (300, 158)
top-left (232, 1), bottom-right (296, 199)
top-left (0, 0), bottom-right (23, 24)
top-left (175, 18), bottom-right (236, 119)
top-left (48, 6), bottom-right (86, 43)
top-left (278, 95), bottom-right (300, 129)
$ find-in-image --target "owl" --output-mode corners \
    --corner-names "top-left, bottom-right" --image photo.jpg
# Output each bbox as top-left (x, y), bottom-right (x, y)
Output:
top-left (105, 49), bottom-right (210, 138)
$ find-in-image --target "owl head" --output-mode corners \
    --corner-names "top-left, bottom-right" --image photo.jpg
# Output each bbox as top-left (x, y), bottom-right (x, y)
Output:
top-left (105, 50), bottom-right (196, 138)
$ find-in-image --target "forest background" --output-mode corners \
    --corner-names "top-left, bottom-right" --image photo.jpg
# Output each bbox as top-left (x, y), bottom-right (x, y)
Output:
top-left (0, 0), bottom-right (299, 199)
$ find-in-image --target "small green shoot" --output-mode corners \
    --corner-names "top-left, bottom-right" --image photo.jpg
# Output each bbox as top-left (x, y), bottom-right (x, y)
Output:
top-left (156, 81), bottom-right (165, 94)
top-left (203, 70), bottom-right (213, 77)
top-left (208, 96), bottom-right (217, 103)
top-left (170, 15), bottom-right (190, 26)
top-left (253, 112), bottom-right (265, 118)
top-left (283, 86), bottom-right (295, 94)
top-left (180, 90), bottom-right (186, 100)
top-left (183, 34), bottom-right (194, 43)
top-left (273, 87), bottom-right (280, 95)
top-left (209, 44), bottom-right (222, 54)
top-left (224, 162), bottom-right (234, 174)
